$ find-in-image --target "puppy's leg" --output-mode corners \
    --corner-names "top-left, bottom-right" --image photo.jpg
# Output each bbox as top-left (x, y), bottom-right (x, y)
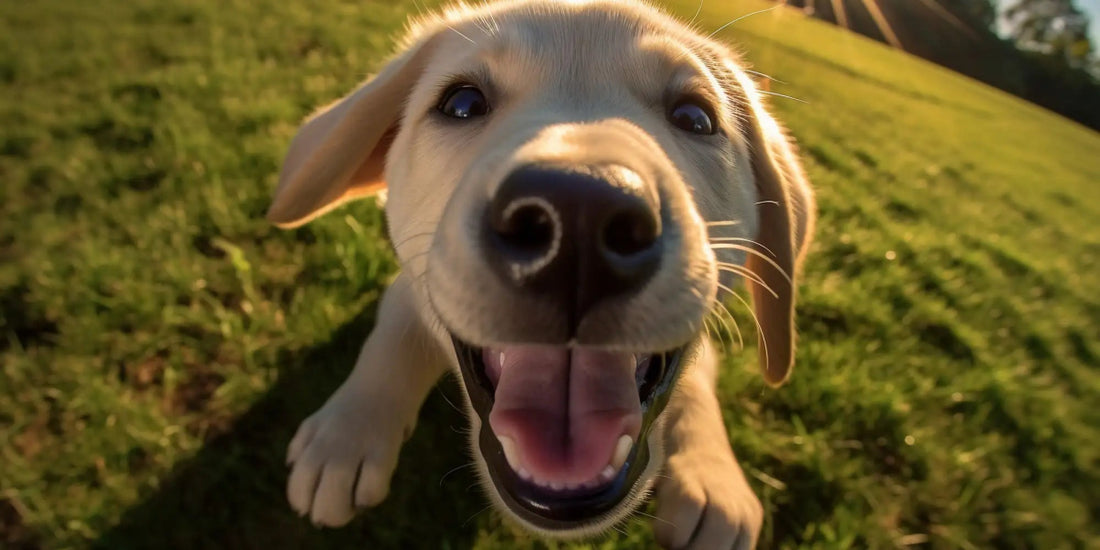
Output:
top-left (286, 273), bottom-right (449, 526)
top-left (654, 340), bottom-right (763, 550)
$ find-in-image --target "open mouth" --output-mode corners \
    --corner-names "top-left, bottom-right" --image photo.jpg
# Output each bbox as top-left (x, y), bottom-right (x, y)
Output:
top-left (452, 336), bottom-right (687, 530)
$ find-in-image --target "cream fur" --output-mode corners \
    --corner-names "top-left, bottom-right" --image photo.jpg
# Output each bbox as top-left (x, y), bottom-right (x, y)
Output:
top-left (271, 1), bottom-right (815, 548)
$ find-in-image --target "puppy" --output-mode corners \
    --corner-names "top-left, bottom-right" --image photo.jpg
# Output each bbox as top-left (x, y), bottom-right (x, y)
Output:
top-left (267, 1), bottom-right (814, 547)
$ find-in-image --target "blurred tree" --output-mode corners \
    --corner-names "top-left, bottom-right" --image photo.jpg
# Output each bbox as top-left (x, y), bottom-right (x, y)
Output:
top-left (782, 0), bottom-right (1100, 128)
top-left (941, 0), bottom-right (998, 30)
top-left (1002, 0), bottom-right (1095, 67)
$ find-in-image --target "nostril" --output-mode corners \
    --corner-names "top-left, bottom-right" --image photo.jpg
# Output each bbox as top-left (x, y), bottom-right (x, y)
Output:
top-left (602, 209), bottom-right (659, 257)
top-left (492, 200), bottom-right (557, 257)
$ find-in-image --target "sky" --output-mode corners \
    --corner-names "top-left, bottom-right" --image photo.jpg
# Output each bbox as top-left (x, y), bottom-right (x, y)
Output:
top-left (996, 0), bottom-right (1100, 53)
top-left (1081, 0), bottom-right (1100, 47)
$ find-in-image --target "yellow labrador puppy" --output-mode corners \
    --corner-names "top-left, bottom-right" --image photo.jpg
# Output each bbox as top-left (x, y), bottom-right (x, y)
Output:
top-left (267, 0), bottom-right (814, 547)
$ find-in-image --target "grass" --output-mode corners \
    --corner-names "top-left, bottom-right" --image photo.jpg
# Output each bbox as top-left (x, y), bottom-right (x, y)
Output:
top-left (1, 0), bottom-right (1098, 548)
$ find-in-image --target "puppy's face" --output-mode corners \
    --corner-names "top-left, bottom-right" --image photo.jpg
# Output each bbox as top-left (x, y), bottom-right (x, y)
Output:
top-left (267, 0), bottom-right (805, 538)
top-left (386, 2), bottom-right (757, 535)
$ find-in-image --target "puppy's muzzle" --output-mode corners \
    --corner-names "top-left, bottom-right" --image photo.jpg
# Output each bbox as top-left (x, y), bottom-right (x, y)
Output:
top-left (483, 165), bottom-right (662, 331)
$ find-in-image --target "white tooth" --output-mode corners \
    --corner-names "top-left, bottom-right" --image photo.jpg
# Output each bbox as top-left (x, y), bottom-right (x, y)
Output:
top-left (499, 351), bottom-right (506, 368)
top-left (611, 434), bottom-right (633, 470)
top-left (600, 465), bottom-right (616, 481)
top-left (549, 481), bottom-right (563, 491)
top-left (518, 467), bottom-right (532, 481)
top-left (498, 436), bottom-right (521, 471)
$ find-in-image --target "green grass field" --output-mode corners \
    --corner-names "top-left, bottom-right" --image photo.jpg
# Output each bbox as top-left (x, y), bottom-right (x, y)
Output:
top-left (2, 0), bottom-right (1099, 548)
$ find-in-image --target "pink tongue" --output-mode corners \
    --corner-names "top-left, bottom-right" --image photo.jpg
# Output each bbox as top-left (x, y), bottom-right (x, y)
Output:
top-left (486, 346), bottom-right (642, 485)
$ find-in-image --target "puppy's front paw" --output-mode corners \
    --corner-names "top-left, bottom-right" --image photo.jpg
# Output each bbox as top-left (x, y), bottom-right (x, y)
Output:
top-left (653, 451), bottom-right (763, 550)
top-left (285, 390), bottom-right (406, 527)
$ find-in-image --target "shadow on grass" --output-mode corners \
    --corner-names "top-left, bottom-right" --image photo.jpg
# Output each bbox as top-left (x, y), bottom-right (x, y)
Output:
top-left (94, 306), bottom-right (486, 550)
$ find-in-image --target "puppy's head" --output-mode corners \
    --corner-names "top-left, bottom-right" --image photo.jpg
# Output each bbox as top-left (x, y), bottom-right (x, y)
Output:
top-left (268, 0), bottom-right (812, 537)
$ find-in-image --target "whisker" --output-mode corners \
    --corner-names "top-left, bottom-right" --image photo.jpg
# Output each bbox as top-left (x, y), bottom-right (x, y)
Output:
top-left (708, 6), bottom-right (781, 38)
top-left (717, 259), bottom-right (778, 290)
top-left (745, 69), bottom-right (785, 85)
top-left (716, 281), bottom-right (745, 300)
top-left (706, 220), bottom-right (742, 227)
top-left (449, 26), bottom-right (477, 45)
top-left (439, 463), bottom-right (474, 487)
top-left (702, 315), bottom-right (716, 343)
top-left (438, 387), bottom-right (464, 414)
top-left (485, 8), bottom-right (500, 34)
top-left (462, 503), bottom-right (493, 527)
top-left (688, 0), bottom-right (704, 27)
top-left (758, 90), bottom-right (808, 104)
top-left (755, 200), bottom-right (779, 206)
top-left (710, 244), bottom-right (791, 283)
top-left (717, 258), bottom-right (769, 277)
top-left (728, 288), bottom-right (771, 374)
top-left (713, 297), bottom-right (745, 350)
top-left (472, 18), bottom-right (492, 37)
top-left (634, 509), bottom-right (677, 528)
top-left (710, 236), bottom-right (778, 258)
top-left (707, 297), bottom-right (737, 348)
top-left (706, 311), bottom-right (727, 348)
top-left (717, 263), bottom-right (778, 298)
top-left (706, 310), bottom-right (729, 345)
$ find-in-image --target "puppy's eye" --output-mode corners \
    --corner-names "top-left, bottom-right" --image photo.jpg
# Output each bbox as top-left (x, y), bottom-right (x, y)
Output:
top-left (668, 101), bottom-right (716, 135)
top-left (438, 85), bottom-right (490, 119)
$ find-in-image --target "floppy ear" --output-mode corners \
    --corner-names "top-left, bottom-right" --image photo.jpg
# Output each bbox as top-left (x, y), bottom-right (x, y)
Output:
top-left (734, 71), bottom-right (816, 387)
top-left (266, 38), bottom-right (437, 228)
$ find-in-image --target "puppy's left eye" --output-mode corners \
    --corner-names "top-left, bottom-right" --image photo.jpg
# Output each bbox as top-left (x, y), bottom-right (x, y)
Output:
top-left (438, 85), bottom-right (490, 119)
top-left (668, 101), bottom-right (716, 135)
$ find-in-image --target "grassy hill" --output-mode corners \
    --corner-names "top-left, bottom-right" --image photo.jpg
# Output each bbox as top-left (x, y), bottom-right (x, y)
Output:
top-left (2, 0), bottom-right (1098, 548)
top-left (782, 0), bottom-right (1100, 133)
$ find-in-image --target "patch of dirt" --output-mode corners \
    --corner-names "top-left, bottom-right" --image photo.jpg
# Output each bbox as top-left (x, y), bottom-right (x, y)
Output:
top-left (0, 281), bottom-right (59, 352)
top-left (11, 414), bottom-right (47, 460)
top-left (118, 353), bottom-right (166, 391)
top-left (165, 360), bottom-right (233, 439)
top-left (167, 367), bottom-right (225, 415)
top-left (0, 497), bottom-right (42, 550)
top-left (127, 446), bottom-right (152, 474)
top-left (118, 352), bottom-right (167, 391)
top-left (186, 411), bottom-right (235, 441)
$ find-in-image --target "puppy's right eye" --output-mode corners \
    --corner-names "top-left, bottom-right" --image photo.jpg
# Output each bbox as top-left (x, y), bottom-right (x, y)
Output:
top-left (668, 101), bottom-right (716, 135)
top-left (438, 85), bottom-right (490, 119)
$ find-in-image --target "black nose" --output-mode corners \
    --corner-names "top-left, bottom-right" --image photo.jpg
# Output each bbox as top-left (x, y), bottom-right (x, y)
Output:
top-left (484, 165), bottom-right (662, 328)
